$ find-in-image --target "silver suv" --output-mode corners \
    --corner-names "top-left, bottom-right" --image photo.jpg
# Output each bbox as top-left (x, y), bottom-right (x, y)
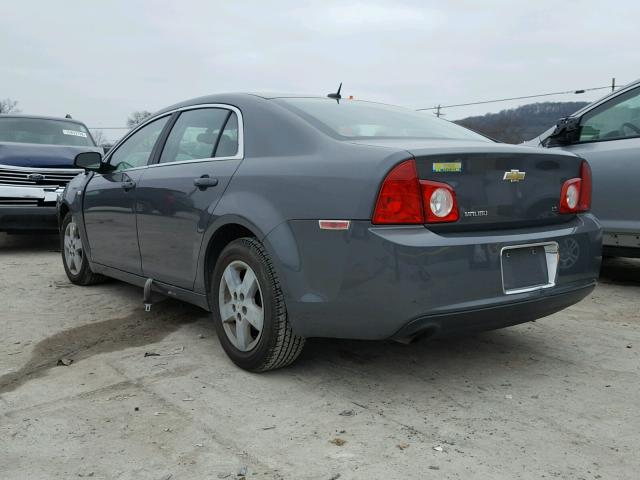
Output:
top-left (530, 79), bottom-right (640, 258)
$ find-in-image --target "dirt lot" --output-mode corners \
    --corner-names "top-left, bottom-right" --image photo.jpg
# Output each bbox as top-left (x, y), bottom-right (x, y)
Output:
top-left (1, 232), bottom-right (639, 480)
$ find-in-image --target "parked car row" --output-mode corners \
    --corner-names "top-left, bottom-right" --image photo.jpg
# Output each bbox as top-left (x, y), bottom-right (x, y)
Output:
top-left (1, 82), bottom-right (635, 371)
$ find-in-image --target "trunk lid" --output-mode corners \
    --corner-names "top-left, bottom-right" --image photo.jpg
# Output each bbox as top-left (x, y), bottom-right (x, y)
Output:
top-left (414, 150), bottom-right (582, 230)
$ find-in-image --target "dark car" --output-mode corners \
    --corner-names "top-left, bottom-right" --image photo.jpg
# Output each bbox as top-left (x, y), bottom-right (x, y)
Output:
top-left (0, 114), bottom-right (101, 233)
top-left (527, 79), bottom-right (640, 257)
top-left (58, 93), bottom-right (602, 371)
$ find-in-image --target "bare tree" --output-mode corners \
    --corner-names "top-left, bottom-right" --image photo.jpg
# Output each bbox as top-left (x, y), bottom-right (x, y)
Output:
top-left (0, 98), bottom-right (20, 114)
top-left (126, 110), bottom-right (152, 128)
top-left (91, 129), bottom-right (108, 146)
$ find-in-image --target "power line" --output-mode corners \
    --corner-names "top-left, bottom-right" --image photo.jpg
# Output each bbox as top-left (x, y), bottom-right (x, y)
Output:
top-left (417, 84), bottom-right (617, 112)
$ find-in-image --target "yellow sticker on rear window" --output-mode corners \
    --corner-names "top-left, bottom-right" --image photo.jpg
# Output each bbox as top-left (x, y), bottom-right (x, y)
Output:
top-left (432, 162), bottom-right (462, 173)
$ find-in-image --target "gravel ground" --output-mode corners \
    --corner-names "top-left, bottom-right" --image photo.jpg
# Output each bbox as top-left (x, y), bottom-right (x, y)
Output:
top-left (1, 232), bottom-right (639, 480)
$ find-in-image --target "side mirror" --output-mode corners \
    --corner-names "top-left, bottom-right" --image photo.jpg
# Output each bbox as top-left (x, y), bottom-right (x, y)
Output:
top-left (74, 151), bottom-right (103, 171)
top-left (545, 116), bottom-right (581, 147)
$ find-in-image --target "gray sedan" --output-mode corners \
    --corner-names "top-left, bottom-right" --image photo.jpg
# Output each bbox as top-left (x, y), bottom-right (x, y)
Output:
top-left (529, 79), bottom-right (640, 257)
top-left (59, 93), bottom-right (601, 371)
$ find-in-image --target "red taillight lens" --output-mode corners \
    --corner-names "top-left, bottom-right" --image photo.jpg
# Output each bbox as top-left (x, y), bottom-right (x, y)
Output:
top-left (372, 159), bottom-right (423, 224)
top-left (578, 159), bottom-right (592, 211)
top-left (372, 159), bottom-right (459, 224)
top-left (559, 160), bottom-right (592, 214)
top-left (420, 180), bottom-right (459, 223)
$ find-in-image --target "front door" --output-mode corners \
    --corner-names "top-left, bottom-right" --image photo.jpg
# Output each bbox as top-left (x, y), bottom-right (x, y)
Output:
top-left (136, 107), bottom-right (242, 288)
top-left (556, 86), bottom-right (640, 238)
top-left (83, 115), bottom-right (170, 274)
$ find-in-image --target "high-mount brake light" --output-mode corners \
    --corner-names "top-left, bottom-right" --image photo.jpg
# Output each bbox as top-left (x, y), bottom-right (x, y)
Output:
top-left (372, 159), bottom-right (459, 224)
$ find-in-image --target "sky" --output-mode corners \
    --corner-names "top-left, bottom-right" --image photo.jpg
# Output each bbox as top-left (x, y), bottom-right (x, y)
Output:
top-left (2, 0), bottom-right (639, 142)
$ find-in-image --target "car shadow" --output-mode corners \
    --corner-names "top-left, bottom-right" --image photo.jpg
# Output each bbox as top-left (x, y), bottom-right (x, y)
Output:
top-left (295, 327), bottom-right (545, 375)
top-left (0, 233), bottom-right (59, 252)
top-left (600, 256), bottom-right (640, 285)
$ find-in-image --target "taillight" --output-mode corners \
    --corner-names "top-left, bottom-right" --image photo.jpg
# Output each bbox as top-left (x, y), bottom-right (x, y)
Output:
top-left (559, 160), bottom-right (592, 214)
top-left (372, 160), bottom-right (423, 224)
top-left (420, 180), bottom-right (459, 223)
top-left (578, 159), bottom-right (592, 211)
top-left (372, 159), bottom-right (459, 224)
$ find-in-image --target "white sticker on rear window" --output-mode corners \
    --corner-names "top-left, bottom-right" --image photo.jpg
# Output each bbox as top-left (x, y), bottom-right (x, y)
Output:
top-left (62, 129), bottom-right (88, 138)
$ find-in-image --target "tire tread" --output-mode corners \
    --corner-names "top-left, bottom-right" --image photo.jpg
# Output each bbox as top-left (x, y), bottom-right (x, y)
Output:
top-left (228, 237), bottom-right (305, 372)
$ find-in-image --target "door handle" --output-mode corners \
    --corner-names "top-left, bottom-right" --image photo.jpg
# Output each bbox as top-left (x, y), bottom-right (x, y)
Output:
top-left (194, 175), bottom-right (219, 190)
top-left (121, 179), bottom-right (136, 191)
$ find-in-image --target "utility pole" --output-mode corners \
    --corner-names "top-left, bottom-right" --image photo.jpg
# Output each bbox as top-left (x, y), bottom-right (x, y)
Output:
top-left (611, 77), bottom-right (616, 92)
top-left (435, 104), bottom-right (442, 118)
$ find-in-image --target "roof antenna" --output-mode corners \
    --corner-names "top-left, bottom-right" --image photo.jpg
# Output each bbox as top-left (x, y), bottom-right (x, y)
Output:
top-left (327, 82), bottom-right (342, 102)
top-left (65, 114), bottom-right (72, 119)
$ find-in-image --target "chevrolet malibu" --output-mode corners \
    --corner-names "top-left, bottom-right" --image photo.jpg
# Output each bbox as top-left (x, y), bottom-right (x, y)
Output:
top-left (59, 93), bottom-right (602, 371)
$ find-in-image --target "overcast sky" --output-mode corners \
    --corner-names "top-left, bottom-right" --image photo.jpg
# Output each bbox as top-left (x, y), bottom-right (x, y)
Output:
top-left (2, 1), bottom-right (639, 141)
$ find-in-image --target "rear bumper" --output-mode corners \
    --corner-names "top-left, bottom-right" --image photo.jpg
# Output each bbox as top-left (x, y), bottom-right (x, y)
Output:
top-left (264, 214), bottom-right (602, 339)
top-left (392, 282), bottom-right (595, 340)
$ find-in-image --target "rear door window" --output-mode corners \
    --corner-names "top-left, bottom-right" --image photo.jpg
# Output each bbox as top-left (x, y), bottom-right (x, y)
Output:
top-left (159, 108), bottom-right (234, 164)
top-left (215, 112), bottom-right (239, 157)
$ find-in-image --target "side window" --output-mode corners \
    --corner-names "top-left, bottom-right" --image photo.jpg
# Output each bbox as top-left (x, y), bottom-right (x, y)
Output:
top-left (159, 109), bottom-right (230, 164)
top-left (215, 112), bottom-right (239, 157)
top-left (579, 88), bottom-right (640, 142)
top-left (109, 116), bottom-right (169, 171)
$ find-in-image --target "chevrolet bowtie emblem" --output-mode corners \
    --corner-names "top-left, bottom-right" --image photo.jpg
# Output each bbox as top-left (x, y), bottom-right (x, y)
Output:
top-left (503, 169), bottom-right (526, 182)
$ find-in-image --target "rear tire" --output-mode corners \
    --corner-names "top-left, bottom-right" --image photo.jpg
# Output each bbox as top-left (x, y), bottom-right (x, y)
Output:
top-left (61, 212), bottom-right (104, 286)
top-left (211, 237), bottom-right (305, 371)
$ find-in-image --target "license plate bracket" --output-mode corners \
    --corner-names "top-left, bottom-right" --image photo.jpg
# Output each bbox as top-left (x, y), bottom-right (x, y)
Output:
top-left (501, 242), bottom-right (559, 294)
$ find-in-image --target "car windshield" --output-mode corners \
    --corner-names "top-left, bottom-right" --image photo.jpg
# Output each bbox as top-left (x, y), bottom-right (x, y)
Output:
top-left (0, 117), bottom-right (95, 146)
top-left (275, 97), bottom-right (490, 141)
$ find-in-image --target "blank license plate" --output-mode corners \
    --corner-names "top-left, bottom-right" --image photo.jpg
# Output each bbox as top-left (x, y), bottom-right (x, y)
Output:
top-left (502, 245), bottom-right (549, 292)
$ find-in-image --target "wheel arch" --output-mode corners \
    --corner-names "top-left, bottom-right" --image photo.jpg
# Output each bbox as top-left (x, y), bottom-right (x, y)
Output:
top-left (198, 215), bottom-right (267, 306)
top-left (58, 201), bottom-right (70, 229)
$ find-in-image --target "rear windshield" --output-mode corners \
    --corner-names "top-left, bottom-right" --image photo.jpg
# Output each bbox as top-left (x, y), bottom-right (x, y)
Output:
top-left (275, 98), bottom-right (489, 141)
top-left (0, 117), bottom-right (95, 146)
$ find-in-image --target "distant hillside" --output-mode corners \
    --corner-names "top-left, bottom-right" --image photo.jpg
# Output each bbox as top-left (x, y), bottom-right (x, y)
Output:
top-left (455, 101), bottom-right (589, 144)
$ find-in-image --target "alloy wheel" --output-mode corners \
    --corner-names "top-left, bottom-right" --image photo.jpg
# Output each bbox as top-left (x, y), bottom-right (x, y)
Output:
top-left (63, 221), bottom-right (84, 275)
top-left (218, 260), bottom-right (264, 351)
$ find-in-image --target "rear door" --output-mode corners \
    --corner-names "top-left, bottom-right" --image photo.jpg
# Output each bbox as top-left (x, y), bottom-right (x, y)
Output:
top-left (551, 86), bottom-right (640, 238)
top-left (136, 106), bottom-right (243, 289)
top-left (83, 115), bottom-right (170, 274)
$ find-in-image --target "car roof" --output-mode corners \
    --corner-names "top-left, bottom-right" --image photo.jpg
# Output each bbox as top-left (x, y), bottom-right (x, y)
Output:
top-left (154, 92), bottom-right (330, 116)
top-left (0, 113), bottom-right (89, 126)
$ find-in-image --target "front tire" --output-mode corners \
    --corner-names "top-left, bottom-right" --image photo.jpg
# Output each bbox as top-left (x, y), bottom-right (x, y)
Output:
top-left (61, 213), bottom-right (103, 285)
top-left (211, 237), bottom-right (305, 372)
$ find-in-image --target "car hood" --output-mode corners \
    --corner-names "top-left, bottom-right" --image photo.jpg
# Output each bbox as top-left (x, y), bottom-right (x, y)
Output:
top-left (0, 142), bottom-right (102, 168)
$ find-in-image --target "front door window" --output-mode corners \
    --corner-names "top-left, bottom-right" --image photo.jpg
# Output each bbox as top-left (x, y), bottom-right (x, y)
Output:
top-left (579, 88), bottom-right (640, 142)
top-left (109, 116), bottom-right (169, 171)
